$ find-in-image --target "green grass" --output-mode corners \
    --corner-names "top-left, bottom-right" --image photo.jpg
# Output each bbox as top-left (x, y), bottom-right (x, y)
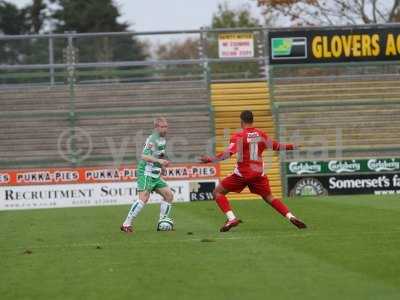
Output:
top-left (1, 195), bottom-right (400, 300)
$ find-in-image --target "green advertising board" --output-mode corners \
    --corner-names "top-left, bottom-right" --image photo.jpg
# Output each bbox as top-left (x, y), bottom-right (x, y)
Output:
top-left (286, 158), bottom-right (400, 176)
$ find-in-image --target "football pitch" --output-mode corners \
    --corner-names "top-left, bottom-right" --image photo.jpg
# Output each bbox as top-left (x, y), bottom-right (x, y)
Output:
top-left (1, 195), bottom-right (400, 300)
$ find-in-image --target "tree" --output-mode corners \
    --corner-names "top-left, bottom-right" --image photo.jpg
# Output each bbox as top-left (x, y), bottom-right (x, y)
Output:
top-left (153, 38), bottom-right (201, 79)
top-left (0, 0), bottom-right (47, 35)
top-left (49, 0), bottom-right (148, 63)
top-left (50, 0), bottom-right (126, 33)
top-left (0, 1), bottom-right (48, 65)
top-left (0, 1), bottom-right (28, 65)
top-left (256, 0), bottom-right (400, 26)
top-left (0, 1), bottom-right (30, 35)
top-left (212, 2), bottom-right (261, 28)
top-left (29, 0), bottom-right (47, 33)
top-left (156, 38), bottom-right (200, 60)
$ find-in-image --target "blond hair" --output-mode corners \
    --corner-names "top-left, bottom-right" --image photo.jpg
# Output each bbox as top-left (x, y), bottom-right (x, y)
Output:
top-left (154, 116), bottom-right (167, 127)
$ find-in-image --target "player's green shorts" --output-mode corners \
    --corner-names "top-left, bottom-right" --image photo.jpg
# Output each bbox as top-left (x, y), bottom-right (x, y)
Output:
top-left (137, 175), bottom-right (168, 192)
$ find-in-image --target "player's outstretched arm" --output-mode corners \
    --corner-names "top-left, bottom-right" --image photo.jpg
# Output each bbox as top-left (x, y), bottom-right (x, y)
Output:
top-left (200, 134), bottom-right (238, 163)
top-left (272, 140), bottom-right (297, 151)
top-left (263, 135), bottom-right (298, 151)
top-left (200, 142), bottom-right (237, 163)
top-left (200, 153), bottom-right (228, 163)
top-left (200, 151), bottom-right (230, 163)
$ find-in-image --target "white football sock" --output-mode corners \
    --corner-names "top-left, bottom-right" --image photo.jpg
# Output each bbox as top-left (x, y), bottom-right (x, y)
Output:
top-left (285, 212), bottom-right (295, 220)
top-left (226, 210), bottom-right (236, 221)
top-left (160, 201), bottom-right (172, 219)
top-left (123, 200), bottom-right (145, 226)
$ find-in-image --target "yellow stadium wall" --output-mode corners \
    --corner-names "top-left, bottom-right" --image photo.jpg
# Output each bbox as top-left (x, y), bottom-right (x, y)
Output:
top-left (210, 81), bottom-right (282, 200)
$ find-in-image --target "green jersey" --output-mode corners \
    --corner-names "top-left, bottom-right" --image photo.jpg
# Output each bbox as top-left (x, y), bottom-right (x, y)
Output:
top-left (137, 132), bottom-right (167, 178)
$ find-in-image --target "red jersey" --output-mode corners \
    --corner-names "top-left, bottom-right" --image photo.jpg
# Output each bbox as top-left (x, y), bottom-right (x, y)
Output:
top-left (216, 127), bottom-right (294, 178)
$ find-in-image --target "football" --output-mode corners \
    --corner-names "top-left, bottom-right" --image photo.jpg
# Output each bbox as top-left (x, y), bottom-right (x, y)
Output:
top-left (157, 217), bottom-right (174, 231)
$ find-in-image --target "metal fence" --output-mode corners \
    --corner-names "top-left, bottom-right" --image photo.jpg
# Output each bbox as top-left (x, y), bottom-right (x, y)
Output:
top-left (0, 28), bottom-right (268, 85)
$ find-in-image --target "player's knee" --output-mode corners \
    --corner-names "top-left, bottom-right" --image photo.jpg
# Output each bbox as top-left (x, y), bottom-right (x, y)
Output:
top-left (262, 194), bottom-right (273, 203)
top-left (165, 190), bottom-right (174, 202)
top-left (139, 191), bottom-right (150, 203)
top-left (159, 188), bottom-right (173, 203)
top-left (213, 185), bottom-right (227, 199)
top-left (212, 189), bottom-right (221, 200)
top-left (140, 198), bottom-right (149, 204)
top-left (213, 185), bottom-right (226, 200)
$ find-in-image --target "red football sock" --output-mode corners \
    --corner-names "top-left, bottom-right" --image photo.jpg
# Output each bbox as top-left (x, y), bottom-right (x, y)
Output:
top-left (270, 198), bottom-right (290, 217)
top-left (215, 193), bottom-right (232, 214)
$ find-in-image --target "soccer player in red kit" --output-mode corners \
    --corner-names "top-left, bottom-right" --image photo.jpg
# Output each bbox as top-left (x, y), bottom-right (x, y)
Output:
top-left (201, 110), bottom-right (307, 232)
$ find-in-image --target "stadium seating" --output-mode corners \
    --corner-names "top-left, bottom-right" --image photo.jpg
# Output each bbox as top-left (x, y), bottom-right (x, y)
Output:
top-left (271, 70), bottom-right (400, 161)
top-left (0, 80), bottom-right (213, 167)
top-left (273, 79), bottom-right (400, 102)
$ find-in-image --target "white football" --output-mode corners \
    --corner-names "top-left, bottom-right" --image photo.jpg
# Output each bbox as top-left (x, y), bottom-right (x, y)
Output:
top-left (157, 218), bottom-right (174, 231)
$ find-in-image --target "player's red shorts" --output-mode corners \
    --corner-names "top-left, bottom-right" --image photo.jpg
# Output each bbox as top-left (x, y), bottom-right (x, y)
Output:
top-left (220, 173), bottom-right (271, 197)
